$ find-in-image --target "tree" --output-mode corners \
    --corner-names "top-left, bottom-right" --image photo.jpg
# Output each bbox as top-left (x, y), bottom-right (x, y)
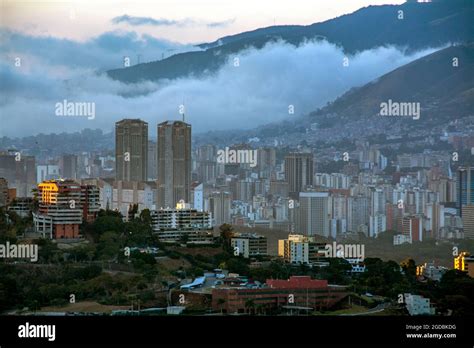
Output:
top-left (124, 220), bottom-right (154, 246)
top-left (68, 244), bottom-right (97, 262)
top-left (179, 233), bottom-right (189, 245)
top-left (245, 299), bottom-right (255, 315)
top-left (89, 215), bottom-right (124, 241)
top-left (219, 224), bottom-right (234, 252)
top-left (128, 204), bottom-right (139, 220)
top-left (217, 298), bottom-right (226, 314)
top-left (130, 250), bottom-right (156, 272)
top-left (400, 258), bottom-right (416, 278)
top-left (226, 257), bottom-right (250, 275)
top-left (320, 258), bottom-right (352, 284)
top-left (98, 209), bottom-right (122, 218)
top-left (140, 209), bottom-right (152, 225)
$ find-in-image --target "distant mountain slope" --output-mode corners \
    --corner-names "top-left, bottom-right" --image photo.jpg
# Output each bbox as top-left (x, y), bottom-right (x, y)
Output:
top-left (310, 43), bottom-right (474, 123)
top-left (205, 43), bottom-right (474, 146)
top-left (199, 0), bottom-right (472, 51)
top-left (107, 0), bottom-right (473, 84)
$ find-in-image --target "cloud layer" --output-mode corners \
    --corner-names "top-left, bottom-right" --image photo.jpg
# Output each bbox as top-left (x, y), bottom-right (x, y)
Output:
top-left (111, 15), bottom-right (235, 28)
top-left (0, 29), bottom-right (199, 71)
top-left (0, 30), bottom-right (439, 138)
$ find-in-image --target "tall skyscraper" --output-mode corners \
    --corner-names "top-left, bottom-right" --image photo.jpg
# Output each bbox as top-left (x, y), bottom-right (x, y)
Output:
top-left (299, 192), bottom-right (330, 237)
top-left (196, 144), bottom-right (217, 183)
top-left (0, 151), bottom-right (36, 197)
top-left (402, 215), bottom-right (423, 242)
top-left (458, 167), bottom-right (474, 216)
top-left (59, 154), bottom-right (78, 180)
top-left (369, 214), bottom-right (387, 238)
top-left (0, 177), bottom-right (8, 207)
top-left (350, 195), bottom-right (369, 234)
top-left (208, 191), bottom-right (231, 225)
top-left (115, 119), bottom-right (148, 182)
top-left (285, 153), bottom-right (314, 199)
top-left (370, 188), bottom-right (385, 215)
top-left (462, 205), bottom-right (474, 239)
top-left (257, 147), bottom-right (276, 177)
top-left (147, 140), bottom-right (157, 180)
top-left (157, 121), bottom-right (191, 208)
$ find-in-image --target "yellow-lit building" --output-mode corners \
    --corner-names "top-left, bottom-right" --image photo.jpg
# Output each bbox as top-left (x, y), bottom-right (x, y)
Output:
top-left (33, 180), bottom-right (99, 239)
top-left (278, 234), bottom-right (327, 264)
top-left (454, 252), bottom-right (474, 277)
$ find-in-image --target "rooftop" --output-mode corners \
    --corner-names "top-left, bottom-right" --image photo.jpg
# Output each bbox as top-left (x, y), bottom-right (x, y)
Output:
top-left (267, 276), bottom-right (328, 289)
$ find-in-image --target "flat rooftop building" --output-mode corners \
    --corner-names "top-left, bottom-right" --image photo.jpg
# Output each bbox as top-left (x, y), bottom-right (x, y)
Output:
top-left (33, 180), bottom-right (99, 239)
top-left (231, 233), bottom-right (267, 258)
top-left (151, 202), bottom-right (213, 244)
top-left (212, 276), bottom-right (347, 314)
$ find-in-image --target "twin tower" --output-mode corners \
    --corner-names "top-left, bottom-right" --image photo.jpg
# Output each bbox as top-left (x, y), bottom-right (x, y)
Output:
top-left (115, 119), bottom-right (191, 209)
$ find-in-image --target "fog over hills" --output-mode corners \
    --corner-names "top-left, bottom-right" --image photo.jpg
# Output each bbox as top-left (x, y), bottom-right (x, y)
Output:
top-left (108, 0), bottom-right (472, 83)
top-left (194, 43), bottom-right (474, 146)
top-left (0, 0), bottom-right (472, 138)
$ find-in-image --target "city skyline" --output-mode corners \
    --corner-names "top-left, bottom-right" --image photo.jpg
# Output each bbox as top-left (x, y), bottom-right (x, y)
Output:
top-left (0, 0), bottom-right (473, 344)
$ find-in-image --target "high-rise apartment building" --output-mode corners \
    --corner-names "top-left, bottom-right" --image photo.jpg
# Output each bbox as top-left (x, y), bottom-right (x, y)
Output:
top-left (369, 214), bottom-right (387, 237)
top-left (147, 140), bottom-right (157, 180)
top-left (299, 192), bottom-right (330, 237)
top-left (196, 144), bottom-right (217, 183)
top-left (370, 187), bottom-right (385, 215)
top-left (0, 151), bottom-right (36, 197)
top-left (33, 180), bottom-right (99, 239)
top-left (208, 191), bottom-right (231, 225)
top-left (462, 205), bottom-right (474, 239)
top-left (257, 147), bottom-right (276, 177)
top-left (402, 215), bottom-right (423, 242)
top-left (285, 153), bottom-right (313, 199)
top-left (115, 119), bottom-right (148, 182)
top-left (457, 167), bottom-right (474, 216)
top-left (59, 154), bottom-right (78, 180)
top-left (425, 202), bottom-right (445, 238)
top-left (350, 195), bottom-right (369, 234)
top-left (157, 121), bottom-right (191, 208)
top-left (0, 177), bottom-right (8, 207)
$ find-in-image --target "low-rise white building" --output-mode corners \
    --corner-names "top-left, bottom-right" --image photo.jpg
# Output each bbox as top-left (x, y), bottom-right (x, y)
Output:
top-left (416, 262), bottom-right (447, 281)
top-left (151, 204), bottom-right (214, 244)
top-left (393, 234), bottom-right (412, 245)
top-left (404, 293), bottom-right (435, 316)
top-left (81, 178), bottom-right (157, 219)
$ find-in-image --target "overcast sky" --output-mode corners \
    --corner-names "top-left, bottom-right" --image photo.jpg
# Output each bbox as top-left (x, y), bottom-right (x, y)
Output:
top-left (2, 0), bottom-right (405, 43)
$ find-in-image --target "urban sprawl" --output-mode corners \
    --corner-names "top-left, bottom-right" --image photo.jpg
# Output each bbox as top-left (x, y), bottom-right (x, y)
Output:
top-left (1, 118), bottom-right (474, 317)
